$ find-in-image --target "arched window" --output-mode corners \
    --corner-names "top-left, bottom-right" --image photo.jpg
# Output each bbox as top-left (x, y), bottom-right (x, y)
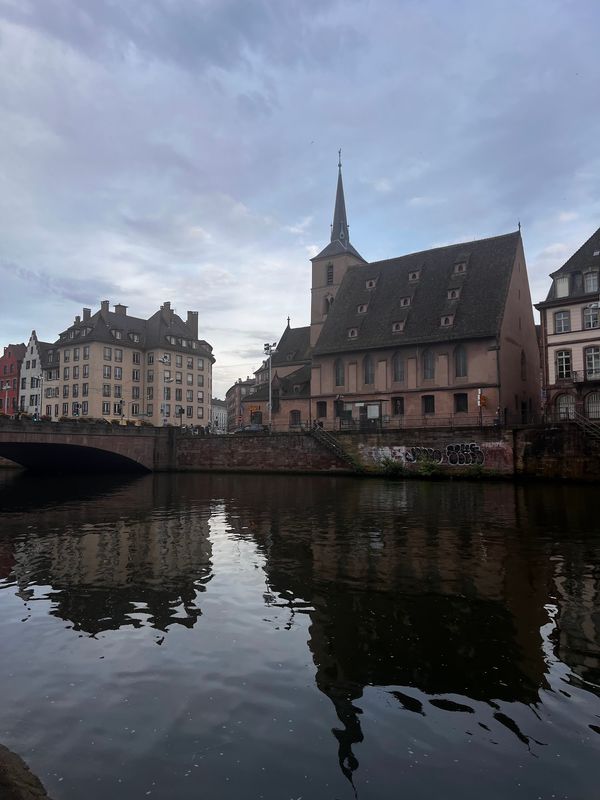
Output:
top-left (334, 358), bottom-right (344, 387)
top-left (585, 392), bottom-right (600, 420)
top-left (556, 394), bottom-right (575, 420)
top-left (422, 349), bottom-right (435, 380)
top-left (392, 352), bottom-right (404, 383)
top-left (363, 354), bottom-right (374, 385)
top-left (323, 295), bottom-right (334, 315)
top-left (454, 345), bottom-right (467, 378)
top-left (289, 409), bottom-right (301, 427)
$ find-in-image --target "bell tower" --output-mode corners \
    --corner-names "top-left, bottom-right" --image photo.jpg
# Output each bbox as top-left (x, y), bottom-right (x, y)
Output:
top-left (310, 152), bottom-right (366, 346)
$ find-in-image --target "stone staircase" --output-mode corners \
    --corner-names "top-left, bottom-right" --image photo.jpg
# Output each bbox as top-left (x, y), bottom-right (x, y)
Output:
top-left (308, 426), bottom-right (359, 470)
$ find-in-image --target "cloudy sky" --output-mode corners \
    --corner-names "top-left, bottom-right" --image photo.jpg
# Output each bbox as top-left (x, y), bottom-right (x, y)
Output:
top-left (1, 0), bottom-right (599, 397)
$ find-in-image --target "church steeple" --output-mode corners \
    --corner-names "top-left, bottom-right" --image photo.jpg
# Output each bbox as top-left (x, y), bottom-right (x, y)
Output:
top-left (331, 149), bottom-right (350, 244)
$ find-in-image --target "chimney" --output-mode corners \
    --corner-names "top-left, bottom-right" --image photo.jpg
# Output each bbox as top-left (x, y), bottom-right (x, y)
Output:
top-left (161, 301), bottom-right (174, 323)
top-left (114, 303), bottom-right (128, 316)
top-left (100, 300), bottom-right (109, 314)
top-left (83, 308), bottom-right (91, 321)
top-left (187, 310), bottom-right (198, 339)
top-left (75, 315), bottom-right (81, 324)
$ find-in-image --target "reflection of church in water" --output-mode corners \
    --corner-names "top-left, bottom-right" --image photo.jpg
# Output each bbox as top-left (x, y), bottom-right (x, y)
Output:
top-left (1, 476), bottom-right (213, 634)
top-left (224, 476), bottom-right (600, 783)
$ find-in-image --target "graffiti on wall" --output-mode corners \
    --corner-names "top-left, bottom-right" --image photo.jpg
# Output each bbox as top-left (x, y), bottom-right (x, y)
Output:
top-left (362, 441), bottom-right (486, 467)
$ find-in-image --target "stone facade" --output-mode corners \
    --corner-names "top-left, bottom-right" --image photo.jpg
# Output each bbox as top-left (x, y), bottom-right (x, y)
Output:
top-left (0, 344), bottom-right (25, 416)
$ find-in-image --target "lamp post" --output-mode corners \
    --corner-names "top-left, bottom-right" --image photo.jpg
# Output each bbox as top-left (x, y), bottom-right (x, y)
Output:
top-left (263, 342), bottom-right (277, 429)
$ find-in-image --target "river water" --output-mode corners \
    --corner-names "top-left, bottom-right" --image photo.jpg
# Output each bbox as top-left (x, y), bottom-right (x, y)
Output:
top-left (0, 471), bottom-right (598, 800)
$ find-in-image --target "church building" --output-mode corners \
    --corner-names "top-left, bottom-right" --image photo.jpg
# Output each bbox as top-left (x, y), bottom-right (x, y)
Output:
top-left (242, 158), bottom-right (540, 429)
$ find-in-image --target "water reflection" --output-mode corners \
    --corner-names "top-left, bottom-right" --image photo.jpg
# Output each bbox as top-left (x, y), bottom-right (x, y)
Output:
top-left (0, 472), bottom-right (599, 799)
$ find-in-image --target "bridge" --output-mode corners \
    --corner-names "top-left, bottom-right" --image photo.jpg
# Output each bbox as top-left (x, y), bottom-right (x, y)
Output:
top-left (0, 420), bottom-right (173, 472)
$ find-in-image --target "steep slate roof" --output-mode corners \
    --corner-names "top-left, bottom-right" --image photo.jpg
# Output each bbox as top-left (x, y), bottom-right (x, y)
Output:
top-left (539, 224), bottom-right (600, 304)
top-left (271, 325), bottom-right (311, 367)
top-left (244, 364), bottom-right (311, 402)
top-left (313, 231), bottom-right (520, 355)
top-left (55, 304), bottom-right (214, 361)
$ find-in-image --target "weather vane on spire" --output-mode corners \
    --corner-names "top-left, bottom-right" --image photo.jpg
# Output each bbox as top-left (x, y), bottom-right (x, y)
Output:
top-left (338, 148), bottom-right (342, 169)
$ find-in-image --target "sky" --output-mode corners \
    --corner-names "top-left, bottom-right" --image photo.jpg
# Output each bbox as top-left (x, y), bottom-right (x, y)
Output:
top-left (1, 0), bottom-right (600, 398)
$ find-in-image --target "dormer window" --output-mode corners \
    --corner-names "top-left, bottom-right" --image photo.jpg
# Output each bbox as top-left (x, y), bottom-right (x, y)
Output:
top-left (594, 251), bottom-right (600, 257)
top-left (392, 321), bottom-right (405, 333)
top-left (348, 328), bottom-right (358, 339)
top-left (69, 331), bottom-right (75, 339)
top-left (400, 296), bottom-right (411, 307)
top-left (357, 304), bottom-right (368, 314)
top-left (584, 271), bottom-right (599, 294)
top-left (129, 332), bottom-right (141, 343)
top-left (554, 276), bottom-right (569, 298)
top-left (453, 262), bottom-right (467, 274)
top-left (448, 288), bottom-right (461, 300)
top-left (167, 335), bottom-right (176, 345)
top-left (408, 270), bottom-right (420, 282)
top-left (441, 315), bottom-right (454, 327)
top-left (366, 279), bottom-right (377, 289)
top-left (111, 329), bottom-right (123, 340)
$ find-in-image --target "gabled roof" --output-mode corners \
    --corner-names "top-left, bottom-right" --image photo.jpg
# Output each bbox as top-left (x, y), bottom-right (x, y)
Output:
top-left (538, 224), bottom-right (600, 305)
top-left (244, 363), bottom-right (311, 402)
top-left (313, 231), bottom-right (520, 355)
top-left (271, 325), bottom-right (311, 367)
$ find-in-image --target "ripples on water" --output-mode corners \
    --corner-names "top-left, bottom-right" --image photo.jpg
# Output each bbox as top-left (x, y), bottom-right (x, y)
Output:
top-left (0, 471), bottom-right (599, 799)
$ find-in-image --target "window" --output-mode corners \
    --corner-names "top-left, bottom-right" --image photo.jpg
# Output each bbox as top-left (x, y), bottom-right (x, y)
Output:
top-left (422, 350), bottom-right (435, 380)
top-left (400, 296), bottom-right (411, 307)
top-left (348, 328), bottom-right (358, 339)
top-left (316, 401), bottom-right (327, 418)
top-left (63, 367), bottom-right (70, 380)
top-left (115, 348), bottom-right (123, 362)
top-left (103, 365), bottom-right (111, 379)
top-left (392, 397), bottom-right (404, 415)
top-left (556, 350), bottom-right (572, 380)
top-left (82, 384), bottom-right (89, 397)
top-left (81, 401), bottom-right (88, 416)
top-left (187, 358), bottom-right (194, 370)
top-left (583, 307), bottom-right (599, 329)
top-left (197, 358), bottom-right (204, 370)
top-left (147, 404), bottom-right (153, 415)
top-left (454, 393), bottom-right (468, 413)
top-left (422, 395), bottom-right (435, 414)
top-left (63, 351), bottom-right (70, 363)
top-left (448, 288), bottom-right (461, 299)
top-left (147, 369), bottom-right (154, 383)
top-left (175, 372), bottom-right (182, 384)
top-left (164, 370), bottom-right (171, 381)
top-left (289, 409), bottom-right (302, 426)
top-left (366, 279), bottom-right (376, 289)
top-left (357, 304), bottom-right (368, 314)
top-left (111, 329), bottom-right (122, 340)
top-left (114, 366), bottom-right (122, 380)
top-left (115, 385), bottom-right (123, 399)
top-left (129, 332), bottom-right (140, 343)
top-left (585, 346), bottom-right (600, 379)
top-left (73, 366), bottom-right (79, 379)
top-left (584, 392), bottom-right (600, 420)
top-left (175, 388), bottom-right (182, 402)
top-left (132, 352), bottom-right (141, 365)
top-left (441, 315), bottom-right (454, 326)
top-left (187, 373), bottom-right (194, 385)
top-left (554, 276), bottom-right (569, 298)
top-left (454, 345), bottom-right (467, 378)
top-left (62, 403), bottom-right (69, 416)
top-left (72, 384), bottom-right (79, 398)
top-left (326, 263), bottom-right (333, 285)
top-left (147, 387), bottom-right (154, 400)
top-left (83, 365), bottom-right (89, 378)
top-left (113, 402), bottom-right (123, 415)
top-left (20, 377), bottom-right (26, 389)
top-left (556, 394), bottom-right (575, 420)
top-left (585, 272), bottom-right (599, 293)
top-left (197, 407), bottom-right (204, 419)
top-left (334, 358), bottom-right (344, 386)
top-left (554, 311), bottom-right (571, 333)
top-left (163, 387), bottom-right (171, 401)
top-left (409, 270), bottom-right (420, 282)
top-left (363, 355), bottom-right (374, 385)
top-left (63, 385), bottom-right (69, 398)
top-left (163, 404), bottom-right (171, 417)
top-left (197, 375), bottom-right (204, 387)
top-left (176, 355), bottom-right (182, 368)
top-left (186, 406), bottom-right (193, 418)
top-left (453, 261), bottom-right (467, 274)
top-left (103, 384), bottom-right (111, 397)
top-left (147, 352), bottom-right (154, 365)
top-left (162, 353), bottom-right (171, 365)
top-left (186, 390), bottom-right (194, 402)
top-left (83, 346), bottom-right (89, 359)
top-left (103, 347), bottom-right (112, 360)
top-left (72, 401), bottom-right (80, 416)
top-left (73, 348), bottom-right (79, 361)
top-left (132, 387), bottom-right (140, 400)
top-left (392, 321), bottom-right (405, 333)
top-left (132, 369), bottom-right (140, 382)
top-left (392, 352), bottom-right (404, 383)
top-left (132, 403), bottom-right (140, 417)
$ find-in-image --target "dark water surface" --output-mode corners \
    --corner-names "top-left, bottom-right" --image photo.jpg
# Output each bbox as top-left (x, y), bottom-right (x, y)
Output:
top-left (0, 472), bottom-right (599, 800)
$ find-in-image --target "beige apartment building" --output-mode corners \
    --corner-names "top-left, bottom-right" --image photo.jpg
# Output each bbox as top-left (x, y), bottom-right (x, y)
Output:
top-left (43, 300), bottom-right (214, 426)
top-left (536, 226), bottom-right (600, 420)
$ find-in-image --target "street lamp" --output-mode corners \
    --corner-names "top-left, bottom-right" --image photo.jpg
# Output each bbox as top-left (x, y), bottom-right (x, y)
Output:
top-left (263, 342), bottom-right (277, 429)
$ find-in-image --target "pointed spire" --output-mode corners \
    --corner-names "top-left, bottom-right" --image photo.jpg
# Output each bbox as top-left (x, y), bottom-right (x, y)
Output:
top-left (331, 149), bottom-right (350, 245)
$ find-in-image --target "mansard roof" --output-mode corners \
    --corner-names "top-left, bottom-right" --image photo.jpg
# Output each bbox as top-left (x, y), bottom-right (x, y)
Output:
top-left (538, 224), bottom-right (600, 305)
top-left (54, 303), bottom-right (214, 361)
top-left (313, 231), bottom-right (521, 355)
